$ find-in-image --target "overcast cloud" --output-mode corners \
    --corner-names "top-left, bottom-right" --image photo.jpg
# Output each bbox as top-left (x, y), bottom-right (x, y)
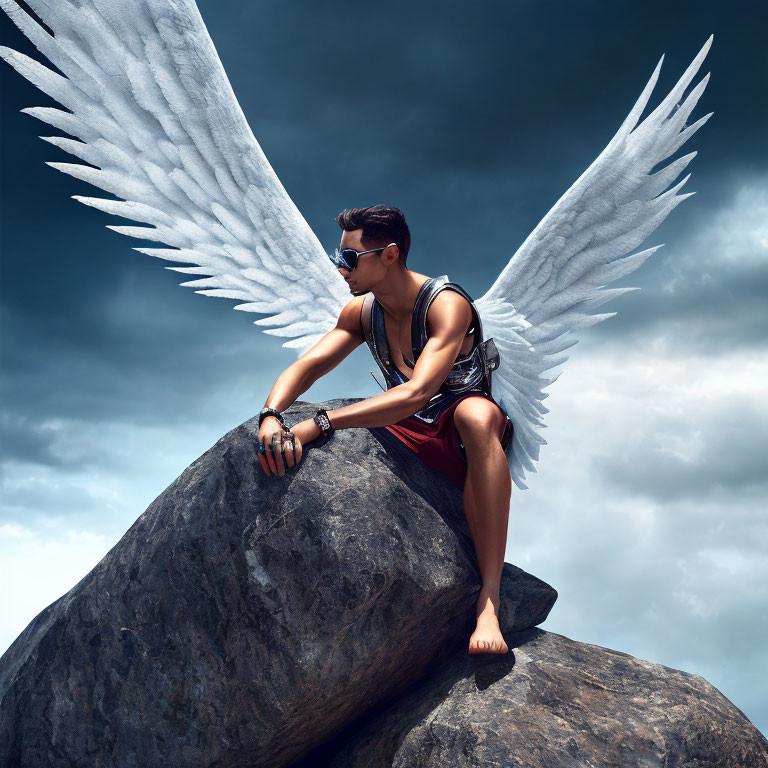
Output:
top-left (1, 0), bottom-right (767, 739)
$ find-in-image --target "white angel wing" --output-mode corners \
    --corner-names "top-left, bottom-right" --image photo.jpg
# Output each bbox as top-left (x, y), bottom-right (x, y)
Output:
top-left (476, 35), bottom-right (714, 490)
top-left (0, 0), bottom-right (349, 354)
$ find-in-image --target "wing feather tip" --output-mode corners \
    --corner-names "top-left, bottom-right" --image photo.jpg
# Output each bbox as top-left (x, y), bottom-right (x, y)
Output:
top-left (20, 106), bottom-right (44, 118)
top-left (105, 224), bottom-right (127, 234)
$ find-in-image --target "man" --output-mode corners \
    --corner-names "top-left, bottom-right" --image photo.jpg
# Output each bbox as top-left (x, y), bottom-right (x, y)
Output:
top-left (257, 205), bottom-right (513, 655)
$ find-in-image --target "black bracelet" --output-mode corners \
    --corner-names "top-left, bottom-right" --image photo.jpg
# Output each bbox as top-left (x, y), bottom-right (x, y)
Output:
top-left (259, 407), bottom-right (286, 429)
top-left (313, 408), bottom-right (334, 438)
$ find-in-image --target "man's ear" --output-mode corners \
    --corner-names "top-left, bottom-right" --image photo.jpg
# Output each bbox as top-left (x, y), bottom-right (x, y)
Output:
top-left (382, 243), bottom-right (400, 266)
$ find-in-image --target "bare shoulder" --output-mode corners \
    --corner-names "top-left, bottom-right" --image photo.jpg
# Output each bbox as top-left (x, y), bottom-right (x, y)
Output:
top-left (335, 294), bottom-right (367, 340)
top-left (427, 288), bottom-right (473, 331)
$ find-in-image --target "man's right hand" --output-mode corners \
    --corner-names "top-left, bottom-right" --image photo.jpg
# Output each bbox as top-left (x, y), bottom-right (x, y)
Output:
top-left (257, 415), bottom-right (300, 477)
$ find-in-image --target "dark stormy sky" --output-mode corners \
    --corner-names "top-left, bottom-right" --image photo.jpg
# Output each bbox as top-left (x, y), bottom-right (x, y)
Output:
top-left (2, 0), bottom-right (767, 737)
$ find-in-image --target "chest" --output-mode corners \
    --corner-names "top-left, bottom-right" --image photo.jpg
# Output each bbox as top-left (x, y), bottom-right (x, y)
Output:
top-left (382, 307), bottom-right (476, 381)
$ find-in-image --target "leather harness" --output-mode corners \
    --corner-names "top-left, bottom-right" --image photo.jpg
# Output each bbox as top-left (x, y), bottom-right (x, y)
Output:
top-left (360, 275), bottom-right (501, 424)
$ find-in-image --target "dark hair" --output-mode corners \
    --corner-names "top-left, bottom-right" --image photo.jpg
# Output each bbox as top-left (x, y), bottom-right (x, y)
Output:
top-left (335, 205), bottom-right (411, 267)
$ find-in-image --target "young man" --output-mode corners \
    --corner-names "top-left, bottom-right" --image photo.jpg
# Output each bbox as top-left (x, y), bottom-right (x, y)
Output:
top-left (257, 205), bottom-right (514, 655)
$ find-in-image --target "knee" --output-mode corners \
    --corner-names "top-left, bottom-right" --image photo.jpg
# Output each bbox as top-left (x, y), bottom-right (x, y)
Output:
top-left (455, 399), bottom-right (505, 449)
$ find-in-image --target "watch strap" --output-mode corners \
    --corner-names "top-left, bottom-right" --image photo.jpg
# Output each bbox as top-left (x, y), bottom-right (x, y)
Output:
top-left (313, 408), bottom-right (334, 437)
top-left (259, 407), bottom-right (286, 429)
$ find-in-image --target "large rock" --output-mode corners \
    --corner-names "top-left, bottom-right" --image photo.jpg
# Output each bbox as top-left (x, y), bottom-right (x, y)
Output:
top-left (0, 398), bottom-right (555, 768)
top-left (297, 627), bottom-right (768, 767)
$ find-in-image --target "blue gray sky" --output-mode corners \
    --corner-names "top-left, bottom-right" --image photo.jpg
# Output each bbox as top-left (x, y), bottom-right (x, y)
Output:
top-left (2, 0), bottom-right (767, 738)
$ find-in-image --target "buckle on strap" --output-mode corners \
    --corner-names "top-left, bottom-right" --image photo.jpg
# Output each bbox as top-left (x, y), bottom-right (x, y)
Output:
top-left (482, 337), bottom-right (500, 373)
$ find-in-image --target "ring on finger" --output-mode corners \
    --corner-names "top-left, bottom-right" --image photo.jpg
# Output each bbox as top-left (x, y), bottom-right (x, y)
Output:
top-left (272, 432), bottom-right (288, 457)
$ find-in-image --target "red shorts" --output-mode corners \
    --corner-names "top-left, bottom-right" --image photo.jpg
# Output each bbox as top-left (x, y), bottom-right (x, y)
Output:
top-left (383, 394), bottom-right (513, 490)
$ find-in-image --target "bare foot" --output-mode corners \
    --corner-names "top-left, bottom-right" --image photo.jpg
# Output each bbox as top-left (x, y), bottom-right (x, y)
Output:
top-left (468, 589), bottom-right (509, 655)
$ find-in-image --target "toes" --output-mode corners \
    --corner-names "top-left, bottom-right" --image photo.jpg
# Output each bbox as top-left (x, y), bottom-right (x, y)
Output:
top-left (469, 634), bottom-right (510, 654)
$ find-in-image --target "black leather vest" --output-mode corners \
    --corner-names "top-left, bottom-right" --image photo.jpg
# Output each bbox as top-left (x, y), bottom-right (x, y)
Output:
top-left (361, 275), bottom-right (501, 423)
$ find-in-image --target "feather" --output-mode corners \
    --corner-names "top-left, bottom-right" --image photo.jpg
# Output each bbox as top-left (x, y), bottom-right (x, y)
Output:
top-left (477, 35), bottom-right (713, 489)
top-left (0, 0), bottom-right (348, 354)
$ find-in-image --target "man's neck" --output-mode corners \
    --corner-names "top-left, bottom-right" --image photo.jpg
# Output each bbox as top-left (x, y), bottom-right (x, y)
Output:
top-left (371, 267), bottom-right (430, 323)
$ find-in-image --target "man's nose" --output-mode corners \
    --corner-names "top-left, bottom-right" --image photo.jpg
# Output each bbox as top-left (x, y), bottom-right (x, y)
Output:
top-left (338, 267), bottom-right (350, 279)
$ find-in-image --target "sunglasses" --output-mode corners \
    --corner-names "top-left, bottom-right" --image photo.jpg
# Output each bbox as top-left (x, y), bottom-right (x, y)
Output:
top-left (328, 242), bottom-right (396, 272)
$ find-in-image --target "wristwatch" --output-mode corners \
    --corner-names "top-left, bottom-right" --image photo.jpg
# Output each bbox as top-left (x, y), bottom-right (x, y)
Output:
top-left (259, 407), bottom-right (286, 429)
top-left (313, 408), bottom-right (334, 438)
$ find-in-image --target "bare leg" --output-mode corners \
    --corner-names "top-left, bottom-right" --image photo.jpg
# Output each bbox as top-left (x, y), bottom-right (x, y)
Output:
top-left (455, 398), bottom-right (512, 654)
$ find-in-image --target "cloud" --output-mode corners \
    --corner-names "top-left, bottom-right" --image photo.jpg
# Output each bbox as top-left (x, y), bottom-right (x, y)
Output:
top-left (586, 173), bottom-right (768, 354)
top-left (0, 413), bottom-right (76, 468)
top-left (0, 417), bottom-right (255, 527)
top-left (588, 354), bottom-right (768, 501)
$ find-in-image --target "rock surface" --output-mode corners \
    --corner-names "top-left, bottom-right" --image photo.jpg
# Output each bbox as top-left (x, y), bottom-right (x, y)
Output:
top-left (296, 627), bottom-right (768, 768)
top-left (0, 398), bottom-right (555, 768)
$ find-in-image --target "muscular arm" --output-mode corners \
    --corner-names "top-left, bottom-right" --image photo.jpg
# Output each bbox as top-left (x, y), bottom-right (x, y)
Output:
top-left (326, 291), bottom-right (473, 429)
top-left (262, 296), bottom-right (365, 411)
